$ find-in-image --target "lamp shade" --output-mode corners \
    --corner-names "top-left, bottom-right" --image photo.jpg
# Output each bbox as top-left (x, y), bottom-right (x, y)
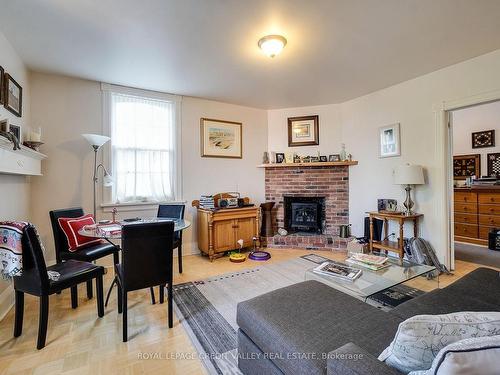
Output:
top-left (394, 164), bottom-right (425, 185)
top-left (82, 133), bottom-right (110, 148)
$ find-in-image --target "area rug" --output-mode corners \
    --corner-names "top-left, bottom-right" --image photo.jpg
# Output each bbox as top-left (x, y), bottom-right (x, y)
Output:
top-left (172, 255), bottom-right (423, 375)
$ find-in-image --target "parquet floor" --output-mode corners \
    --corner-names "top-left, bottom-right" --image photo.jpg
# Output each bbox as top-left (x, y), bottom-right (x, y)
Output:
top-left (0, 248), bottom-right (494, 374)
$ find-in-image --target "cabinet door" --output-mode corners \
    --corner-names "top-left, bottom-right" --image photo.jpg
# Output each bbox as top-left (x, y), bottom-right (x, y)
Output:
top-left (235, 217), bottom-right (257, 247)
top-left (213, 220), bottom-right (236, 252)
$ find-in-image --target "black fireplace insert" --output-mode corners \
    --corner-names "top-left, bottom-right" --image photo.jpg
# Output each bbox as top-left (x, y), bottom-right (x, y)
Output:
top-left (284, 196), bottom-right (325, 234)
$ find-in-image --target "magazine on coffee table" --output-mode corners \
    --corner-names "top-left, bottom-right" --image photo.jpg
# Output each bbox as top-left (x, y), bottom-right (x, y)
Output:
top-left (312, 261), bottom-right (362, 282)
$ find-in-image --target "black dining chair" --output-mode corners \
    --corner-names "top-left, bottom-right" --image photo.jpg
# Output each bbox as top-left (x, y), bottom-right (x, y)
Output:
top-left (157, 204), bottom-right (185, 273)
top-left (115, 221), bottom-right (174, 342)
top-left (49, 207), bottom-right (119, 305)
top-left (13, 224), bottom-right (105, 349)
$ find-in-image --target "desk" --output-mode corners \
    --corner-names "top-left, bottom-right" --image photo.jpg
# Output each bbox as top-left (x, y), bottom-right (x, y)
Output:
top-left (367, 211), bottom-right (423, 259)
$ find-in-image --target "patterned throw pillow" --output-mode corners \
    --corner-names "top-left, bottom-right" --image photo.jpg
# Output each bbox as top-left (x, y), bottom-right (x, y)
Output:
top-left (58, 214), bottom-right (102, 251)
top-left (408, 335), bottom-right (500, 375)
top-left (378, 312), bottom-right (500, 373)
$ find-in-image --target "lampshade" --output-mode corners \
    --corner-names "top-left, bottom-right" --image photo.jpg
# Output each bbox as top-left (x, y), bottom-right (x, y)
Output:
top-left (103, 171), bottom-right (113, 187)
top-left (394, 164), bottom-right (425, 185)
top-left (82, 133), bottom-right (110, 148)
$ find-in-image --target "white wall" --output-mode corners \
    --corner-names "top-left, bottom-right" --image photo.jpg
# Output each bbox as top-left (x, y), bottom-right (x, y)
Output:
top-left (0, 31), bottom-right (32, 313)
top-left (268, 49), bottom-right (500, 262)
top-left (452, 101), bottom-right (500, 176)
top-left (29, 73), bottom-right (268, 262)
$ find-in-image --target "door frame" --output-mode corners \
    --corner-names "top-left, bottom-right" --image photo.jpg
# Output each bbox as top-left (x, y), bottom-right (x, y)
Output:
top-left (434, 89), bottom-right (500, 270)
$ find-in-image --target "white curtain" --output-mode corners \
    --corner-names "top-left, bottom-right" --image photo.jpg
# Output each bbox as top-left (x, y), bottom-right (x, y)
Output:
top-left (110, 92), bottom-right (176, 203)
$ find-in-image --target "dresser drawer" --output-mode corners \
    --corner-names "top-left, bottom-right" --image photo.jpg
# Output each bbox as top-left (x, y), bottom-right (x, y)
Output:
top-left (478, 215), bottom-right (500, 226)
top-left (454, 192), bottom-right (477, 204)
top-left (479, 204), bottom-right (500, 215)
top-left (478, 193), bottom-right (500, 204)
top-left (454, 223), bottom-right (478, 238)
top-left (454, 203), bottom-right (477, 214)
top-left (454, 213), bottom-right (477, 224)
top-left (479, 226), bottom-right (495, 240)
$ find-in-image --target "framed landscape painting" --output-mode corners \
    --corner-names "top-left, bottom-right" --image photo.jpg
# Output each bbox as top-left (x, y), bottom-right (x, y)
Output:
top-left (200, 118), bottom-right (242, 158)
top-left (288, 115), bottom-right (319, 146)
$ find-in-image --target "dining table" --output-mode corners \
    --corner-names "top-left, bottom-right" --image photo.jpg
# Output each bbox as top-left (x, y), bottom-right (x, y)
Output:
top-left (78, 217), bottom-right (191, 307)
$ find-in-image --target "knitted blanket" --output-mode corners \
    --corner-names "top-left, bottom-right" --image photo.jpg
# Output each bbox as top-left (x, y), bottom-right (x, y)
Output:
top-left (0, 221), bottom-right (28, 279)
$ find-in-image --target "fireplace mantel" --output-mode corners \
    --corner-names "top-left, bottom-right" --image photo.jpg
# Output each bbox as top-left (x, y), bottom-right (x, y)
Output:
top-left (257, 161), bottom-right (358, 168)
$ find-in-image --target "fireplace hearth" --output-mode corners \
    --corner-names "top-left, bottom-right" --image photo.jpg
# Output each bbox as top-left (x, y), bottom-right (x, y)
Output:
top-left (284, 196), bottom-right (325, 234)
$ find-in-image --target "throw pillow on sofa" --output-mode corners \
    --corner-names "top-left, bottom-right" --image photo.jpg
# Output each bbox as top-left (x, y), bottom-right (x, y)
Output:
top-left (408, 335), bottom-right (500, 375)
top-left (378, 311), bottom-right (500, 373)
top-left (58, 214), bottom-right (102, 251)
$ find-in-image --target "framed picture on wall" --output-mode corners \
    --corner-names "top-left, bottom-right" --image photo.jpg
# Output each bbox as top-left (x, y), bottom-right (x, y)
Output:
top-left (487, 153), bottom-right (500, 177)
top-left (472, 130), bottom-right (495, 149)
top-left (379, 123), bottom-right (401, 158)
top-left (200, 118), bottom-right (242, 158)
top-left (453, 154), bottom-right (481, 179)
top-left (0, 66), bottom-right (4, 105)
top-left (4, 73), bottom-right (22, 117)
top-left (287, 115), bottom-right (319, 147)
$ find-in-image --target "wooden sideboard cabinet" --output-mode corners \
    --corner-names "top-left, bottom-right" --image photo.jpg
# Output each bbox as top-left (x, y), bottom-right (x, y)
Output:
top-left (454, 187), bottom-right (500, 246)
top-left (196, 206), bottom-right (260, 261)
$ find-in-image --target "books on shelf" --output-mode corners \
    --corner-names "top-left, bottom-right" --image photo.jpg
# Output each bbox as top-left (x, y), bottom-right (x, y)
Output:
top-left (199, 195), bottom-right (215, 209)
top-left (312, 261), bottom-right (362, 282)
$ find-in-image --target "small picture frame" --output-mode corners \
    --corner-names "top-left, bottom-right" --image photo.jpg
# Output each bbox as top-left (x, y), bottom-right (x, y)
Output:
top-left (319, 156), bottom-right (328, 162)
top-left (472, 130), bottom-right (495, 149)
top-left (287, 115), bottom-right (319, 147)
top-left (8, 124), bottom-right (21, 142)
top-left (310, 156), bottom-right (320, 163)
top-left (0, 66), bottom-right (4, 105)
top-left (4, 73), bottom-right (23, 117)
top-left (329, 154), bottom-right (341, 162)
top-left (0, 118), bottom-right (8, 132)
top-left (275, 153), bottom-right (285, 163)
top-left (379, 123), bottom-right (401, 158)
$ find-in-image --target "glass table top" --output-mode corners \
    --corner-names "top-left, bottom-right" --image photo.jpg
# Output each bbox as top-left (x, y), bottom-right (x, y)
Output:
top-left (305, 257), bottom-right (436, 300)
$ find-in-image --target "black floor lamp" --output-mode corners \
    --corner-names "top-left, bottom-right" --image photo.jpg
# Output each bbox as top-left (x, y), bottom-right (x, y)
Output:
top-left (82, 133), bottom-right (113, 219)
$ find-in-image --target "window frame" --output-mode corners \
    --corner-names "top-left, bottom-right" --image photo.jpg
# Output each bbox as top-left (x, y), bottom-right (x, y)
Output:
top-left (101, 83), bottom-right (182, 208)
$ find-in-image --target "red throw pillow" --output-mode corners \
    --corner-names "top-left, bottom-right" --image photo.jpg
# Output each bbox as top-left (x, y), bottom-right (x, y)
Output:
top-left (58, 214), bottom-right (102, 251)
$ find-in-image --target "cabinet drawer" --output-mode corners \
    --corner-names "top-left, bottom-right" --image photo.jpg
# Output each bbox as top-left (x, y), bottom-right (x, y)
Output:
top-left (479, 204), bottom-right (500, 215)
top-left (478, 215), bottom-right (500, 226)
top-left (454, 203), bottom-right (477, 214)
top-left (478, 193), bottom-right (500, 204)
top-left (479, 226), bottom-right (494, 240)
top-left (454, 223), bottom-right (478, 238)
top-left (454, 213), bottom-right (477, 224)
top-left (454, 192), bottom-right (477, 204)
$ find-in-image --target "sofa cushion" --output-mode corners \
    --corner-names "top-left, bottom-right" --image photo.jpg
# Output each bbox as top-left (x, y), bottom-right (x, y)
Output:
top-left (237, 280), bottom-right (402, 375)
top-left (390, 267), bottom-right (500, 320)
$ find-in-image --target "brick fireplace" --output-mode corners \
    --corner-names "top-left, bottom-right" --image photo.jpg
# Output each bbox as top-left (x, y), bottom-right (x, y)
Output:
top-left (263, 164), bottom-right (352, 250)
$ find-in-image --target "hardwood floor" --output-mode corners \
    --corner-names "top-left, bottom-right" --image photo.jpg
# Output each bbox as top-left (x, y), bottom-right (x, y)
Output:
top-left (0, 248), bottom-right (495, 374)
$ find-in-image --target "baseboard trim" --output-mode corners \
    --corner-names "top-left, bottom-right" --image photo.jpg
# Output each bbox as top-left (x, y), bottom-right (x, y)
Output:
top-left (0, 284), bottom-right (14, 322)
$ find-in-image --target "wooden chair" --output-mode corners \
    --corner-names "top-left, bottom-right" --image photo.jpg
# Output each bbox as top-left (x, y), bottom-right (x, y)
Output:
top-left (13, 225), bottom-right (105, 349)
top-left (115, 221), bottom-right (175, 342)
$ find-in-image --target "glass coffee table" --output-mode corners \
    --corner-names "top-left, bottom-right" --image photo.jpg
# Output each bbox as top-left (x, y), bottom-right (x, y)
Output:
top-left (305, 257), bottom-right (437, 301)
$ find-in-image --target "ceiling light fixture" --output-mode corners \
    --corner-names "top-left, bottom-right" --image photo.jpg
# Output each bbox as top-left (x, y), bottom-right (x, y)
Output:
top-left (258, 35), bottom-right (287, 58)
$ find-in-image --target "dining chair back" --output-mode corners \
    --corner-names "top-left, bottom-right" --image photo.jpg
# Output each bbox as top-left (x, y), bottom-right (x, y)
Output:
top-left (49, 207), bottom-right (84, 262)
top-left (157, 204), bottom-right (185, 274)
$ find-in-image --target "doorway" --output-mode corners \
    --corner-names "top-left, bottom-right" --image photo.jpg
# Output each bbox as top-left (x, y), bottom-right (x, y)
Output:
top-left (447, 100), bottom-right (500, 269)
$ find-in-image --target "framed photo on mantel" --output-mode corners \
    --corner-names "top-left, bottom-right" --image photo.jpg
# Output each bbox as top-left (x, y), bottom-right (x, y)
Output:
top-left (288, 115), bottom-right (319, 147)
top-left (4, 73), bottom-right (23, 117)
top-left (200, 118), bottom-right (242, 158)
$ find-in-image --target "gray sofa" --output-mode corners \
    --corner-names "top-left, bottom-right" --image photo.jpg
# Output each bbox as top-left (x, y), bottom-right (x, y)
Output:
top-left (236, 267), bottom-right (500, 374)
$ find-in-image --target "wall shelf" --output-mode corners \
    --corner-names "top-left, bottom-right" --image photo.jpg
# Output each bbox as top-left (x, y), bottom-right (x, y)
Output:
top-left (0, 137), bottom-right (47, 176)
top-left (257, 161), bottom-right (358, 168)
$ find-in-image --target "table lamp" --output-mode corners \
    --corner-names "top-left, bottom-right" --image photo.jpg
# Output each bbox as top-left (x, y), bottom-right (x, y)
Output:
top-left (82, 134), bottom-right (113, 219)
top-left (394, 164), bottom-right (425, 216)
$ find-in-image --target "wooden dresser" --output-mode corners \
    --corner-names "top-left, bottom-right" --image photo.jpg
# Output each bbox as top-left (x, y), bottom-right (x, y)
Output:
top-left (195, 206), bottom-right (260, 261)
top-left (454, 187), bottom-right (500, 246)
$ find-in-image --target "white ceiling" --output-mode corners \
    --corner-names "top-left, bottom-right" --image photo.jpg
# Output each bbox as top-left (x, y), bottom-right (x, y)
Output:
top-left (1, 0), bottom-right (500, 109)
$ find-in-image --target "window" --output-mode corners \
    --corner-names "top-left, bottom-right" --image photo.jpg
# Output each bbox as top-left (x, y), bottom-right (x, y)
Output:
top-left (103, 85), bottom-right (180, 204)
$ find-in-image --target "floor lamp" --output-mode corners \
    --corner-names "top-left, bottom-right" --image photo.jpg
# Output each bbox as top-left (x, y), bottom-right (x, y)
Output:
top-left (82, 134), bottom-right (113, 219)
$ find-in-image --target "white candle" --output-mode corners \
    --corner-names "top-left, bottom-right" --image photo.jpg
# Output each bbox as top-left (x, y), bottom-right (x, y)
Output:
top-left (30, 127), bottom-right (42, 142)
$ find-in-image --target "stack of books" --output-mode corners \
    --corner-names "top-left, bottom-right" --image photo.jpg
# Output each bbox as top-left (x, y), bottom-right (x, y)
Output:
top-left (199, 195), bottom-right (215, 209)
top-left (312, 261), bottom-right (362, 282)
top-left (345, 253), bottom-right (389, 271)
